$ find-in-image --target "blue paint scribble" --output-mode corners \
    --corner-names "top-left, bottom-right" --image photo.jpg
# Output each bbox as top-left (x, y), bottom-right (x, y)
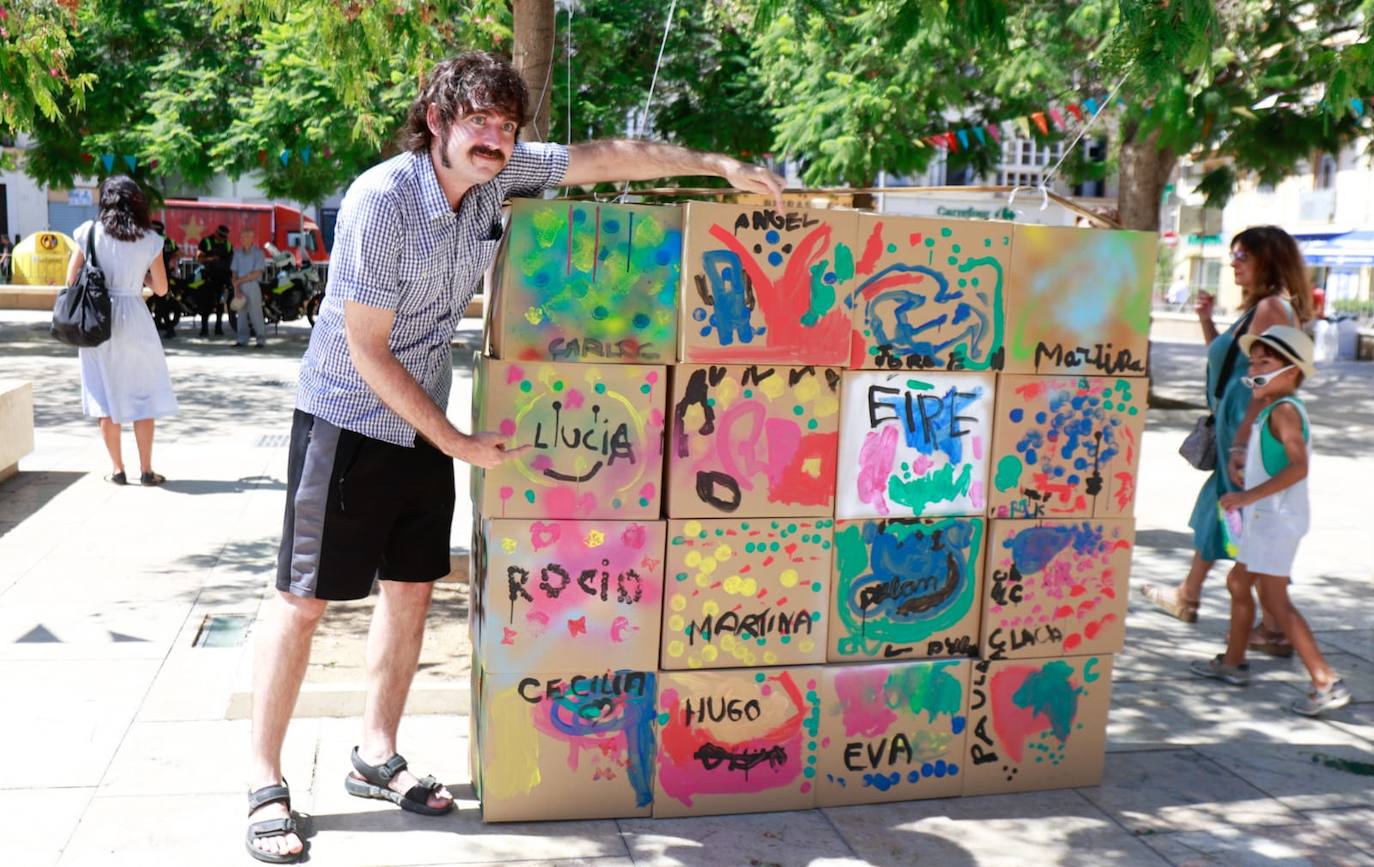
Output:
top-left (1003, 523), bottom-right (1107, 574)
top-left (546, 670), bottom-right (657, 808)
top-left (869, 384), bottom-right (984, 463)
top-left (701, 249), bottom-right (756, 346)
top-left (848, 520), bottom-right (975, 624)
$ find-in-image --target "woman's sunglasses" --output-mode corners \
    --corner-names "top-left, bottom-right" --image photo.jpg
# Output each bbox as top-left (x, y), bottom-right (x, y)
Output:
top-left (1230, 249), bottom-right (1249, 263)
top-left (1242, 365), bottom-right (1293, 388)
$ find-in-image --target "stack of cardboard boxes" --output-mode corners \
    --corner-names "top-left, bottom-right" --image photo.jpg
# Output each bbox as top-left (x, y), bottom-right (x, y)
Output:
top-left (469, 197), bottom-right (1155, 820)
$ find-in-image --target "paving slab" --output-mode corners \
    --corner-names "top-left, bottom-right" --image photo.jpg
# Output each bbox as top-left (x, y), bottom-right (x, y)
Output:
top-left (0, 788), bottom-right (94, 867)
top-left (618, 810), bottom-right (858, 867)
top-left (1305, 806), bottom-right (1374, 858)
top-left (1193, 740), bottom-right (1374, 812)
top-left (823, 788), bottom-right (1168, 866)
top-left (1138, 823), bottom-right (1374, 866)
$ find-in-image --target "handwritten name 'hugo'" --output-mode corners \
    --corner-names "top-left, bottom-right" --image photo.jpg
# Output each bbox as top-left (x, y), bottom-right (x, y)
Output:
top-left (506, 562), bottom-right (645, 622)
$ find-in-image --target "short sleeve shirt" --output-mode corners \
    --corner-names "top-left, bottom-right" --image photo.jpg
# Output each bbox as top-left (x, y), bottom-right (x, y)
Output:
top-left (296, 143), bottom-right (569, 445)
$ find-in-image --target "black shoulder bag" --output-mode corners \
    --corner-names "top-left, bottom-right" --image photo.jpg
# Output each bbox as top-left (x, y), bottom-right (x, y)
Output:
top-left (1178, 307), bottom-right (1255, 471)
top-left (50, 225), bottom-right (112, 348)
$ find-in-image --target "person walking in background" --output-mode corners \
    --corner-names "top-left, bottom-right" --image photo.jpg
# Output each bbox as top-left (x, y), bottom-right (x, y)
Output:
top-left (1189, 324), bottom-right (1351, 716)
top-left (64, 175), bottom-right (178, 486)
top-left (1167, 275), bottom-right (1190, 311)
top-left (1140, 226), bottom-right (1313, 653)
top-left (231, 227), bottom-right (268, 348)
top-left (0, 234), bottom-right (12, 283)
top-left (196, 224), bottom-right (234, 336)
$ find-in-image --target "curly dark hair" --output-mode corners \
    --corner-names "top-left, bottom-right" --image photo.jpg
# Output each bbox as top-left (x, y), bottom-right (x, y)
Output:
top-left (98, 175), bottom-right (151, 242)
top-left (402, 52), bottom-right (528, 159)
top-left (1231, 226), bottom-right (1314, 324)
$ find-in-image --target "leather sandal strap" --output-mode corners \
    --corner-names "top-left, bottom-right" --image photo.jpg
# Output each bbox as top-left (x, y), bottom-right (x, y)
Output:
top-left (403, 776), bottom-right (443, 805)
top-left (350, 747), bottom-right (408, 785)
top-left (249, 816), bottom-right (297, 839)
top-left (247, 782), bottom-right (291, 816)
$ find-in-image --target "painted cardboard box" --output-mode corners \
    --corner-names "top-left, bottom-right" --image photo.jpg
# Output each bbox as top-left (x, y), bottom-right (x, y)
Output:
top-left (962, 653), bottom-right (1115, 795)
top-left (816, 660), bottom-right (971, 806)
top-left (654, 668), bottom-right (821, 817)
top-left (473, 666), bottom-right (658, 821)
top-left (981, 519), bottom-right (1134, 660)
top-left (987, 375), bottom-right (1147, 519)
top-left (1002, 224), bottom-right (1155, 376)
top-left (474, 518), bottom-right (666, 674)
top-left (487, 199), bottom-right (681, 364)
top-left (835, 370), bottom-right (995, 519)
top-left (661, 518), bottom-right (833, 670)
top-left (668, 363), bottom-right (842, 518)
top-left (678, 202), bottom-right (858, 365)
top-left (828, 517), bottom-right (985, 662)
top-left (473, 358), bottom-right (667, 519)
top-left (847, 215), bottom-right (1010, 371)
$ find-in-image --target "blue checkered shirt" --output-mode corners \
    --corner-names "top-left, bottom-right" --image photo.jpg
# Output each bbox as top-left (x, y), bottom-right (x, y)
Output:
top-left (296, 144), bottom-right (569, 445)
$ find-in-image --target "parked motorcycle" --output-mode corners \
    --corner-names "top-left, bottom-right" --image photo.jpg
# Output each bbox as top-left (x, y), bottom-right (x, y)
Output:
top-left (145, 260), bottom-right (202, 336)
top-left (261, 244), bottom-right (324, 325)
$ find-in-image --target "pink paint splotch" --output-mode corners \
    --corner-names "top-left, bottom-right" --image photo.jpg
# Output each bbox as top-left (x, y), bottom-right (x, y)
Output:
top-left (857, 426), bottom-right (899, 515)
top-left (833, 668), bottom-right (899, 738)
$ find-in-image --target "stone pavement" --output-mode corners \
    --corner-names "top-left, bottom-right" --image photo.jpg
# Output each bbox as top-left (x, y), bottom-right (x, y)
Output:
top-left (1, 308), bottom-right (1372, 867)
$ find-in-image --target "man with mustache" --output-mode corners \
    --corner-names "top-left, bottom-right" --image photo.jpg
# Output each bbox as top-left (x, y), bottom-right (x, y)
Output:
top-left (245, 50), bottom-right (785, 863)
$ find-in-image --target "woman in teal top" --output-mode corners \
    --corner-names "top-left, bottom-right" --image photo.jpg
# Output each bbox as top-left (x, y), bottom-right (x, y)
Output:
top-left (1140, 226), bottom-right (1312, 629)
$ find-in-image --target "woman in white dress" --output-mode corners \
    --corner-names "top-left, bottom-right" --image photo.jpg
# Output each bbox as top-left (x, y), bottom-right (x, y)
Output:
top-left (64, 175), bottom-right (178, 485)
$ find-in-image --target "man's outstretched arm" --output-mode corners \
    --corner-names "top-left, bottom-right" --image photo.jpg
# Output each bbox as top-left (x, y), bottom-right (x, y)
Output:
top-left (563, 140), bottom-right (785, 210)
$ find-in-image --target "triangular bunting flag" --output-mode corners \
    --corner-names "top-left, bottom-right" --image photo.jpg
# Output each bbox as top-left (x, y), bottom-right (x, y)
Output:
top-left (301, 146), bottom-right (312, 164)
top-left (957, 129), bottom-right (970, 149)
top-left (257, 148), bottom-right (268, 166)
top-left (945, 131), bottom-right (959, 151)
top-left (986, 123), bottom-right (1001, 142)
top-left (101, 153), bottom-right (115, 172)
top-left (973, 126), bottom-right (987, 145)
top-left (123, 155), bottom-right (137, 172)
top-left (1031, 112), bottom-right (1049, 135)
top-left (1351, 98), bottom-right (1365, 117)
top-left (1049, 108), bottom-right (1065, 129)
top-left (1084, 97), bottom-right (1100, 116)
top-left (279, 148), bottom-right (291, 166)
top-left (1067, 104), bottom-right (1084, 122)
top-left (1014, 116), bottom-right (1031, 139)
top-left (913, 136), bottom-right (927, 148)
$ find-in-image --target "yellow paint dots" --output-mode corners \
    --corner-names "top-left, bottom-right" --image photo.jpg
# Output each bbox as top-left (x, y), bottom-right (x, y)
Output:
top-left (670, 594), bottom-right (687, 612)
top-left (802, 457), bottom-right (822, 477)
top-left (584, 529), bottom-right (605, 548)
top-left (814, 395), bottom-right (840, 418)
top-left (715, 377), bottom-right (740, 409)
top-left (701, 645), bottom-right (720, 663)
top-left (714, 544), bottom-right (733, 561)
top-left (697, 556), bottom-right (718, 575)
top-left (501, 537), bottom-right (518, 554)
top-left (793, 377), bottom-right (820, 402)
top-left (668, 614), bottom-right (685, 633)
top-left (740, 577), bottom-right (759, 597)
top-left (687, 656), bottom-right (703, 669)
top-left (731, 642), bottom-right (750, 661)
top-left (759, 376), bottom-right (786, 399)
top-left (763, 651), bottom-right (778, 665)
top-left (667, 639), bottom-right (685, 658)
top-left (683, 405), bottom-right (706, 430)
top-left (779, 568), bottom-right (800, 588)
top-left (702, 600), bottom-right (720, 617)
top-left (683, 520), bottom-right (703, 538)
top-left (799, 638), bottom-right (815, 653)
top-left (695, 573), bottom-right (711, 588)
top-left (723, 574), bottom-right (743, 594)
top-left (523, 306), bottom-right (544, 325)
top-left (684, 551), bottom-right (702, 568)
top-left (720, 634), bottom-right (737, 652)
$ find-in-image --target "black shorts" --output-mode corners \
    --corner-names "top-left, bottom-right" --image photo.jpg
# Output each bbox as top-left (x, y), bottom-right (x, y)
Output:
top-left (276, 410), bottom-right (455, 601)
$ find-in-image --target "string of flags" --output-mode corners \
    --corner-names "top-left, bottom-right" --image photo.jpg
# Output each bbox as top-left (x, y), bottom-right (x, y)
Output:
top-left (78, 146), bottom-right (334, 173)
top-left (919, 95), bottom-right (1373, 152)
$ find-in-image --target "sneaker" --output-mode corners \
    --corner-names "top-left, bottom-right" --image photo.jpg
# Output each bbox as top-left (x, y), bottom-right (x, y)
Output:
top-left (1291, 679), bottom-right (1352, 717)
top-left (1189, 654), bottom-right (1250, 686)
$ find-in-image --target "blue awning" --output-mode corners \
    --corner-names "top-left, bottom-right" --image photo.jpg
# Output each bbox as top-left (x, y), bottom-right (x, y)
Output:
top-left (1298, 230), bottom-right (1374, 267)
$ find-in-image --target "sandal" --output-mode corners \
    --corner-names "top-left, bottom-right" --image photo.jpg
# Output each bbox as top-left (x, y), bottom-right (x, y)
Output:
top-left (1137, 583), bottom-right (1199, 624)
top-left (245, 781), bottom-right (303, 864)
top-left (344, 747), bottom-right (454, 816)
top-left (107, 471), bottom-right (127, 486)
top-left (1249, 623), bottom-right (1295, 658)
top-left (139, 471), bottom-right (166, 487)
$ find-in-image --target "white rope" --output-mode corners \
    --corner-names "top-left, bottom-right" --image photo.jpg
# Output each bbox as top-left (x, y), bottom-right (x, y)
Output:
top-left (1038, 68), bottom-right (1133, 196)
top-left (620, 0), bottom-right (679, 201)
top-left (565, 2), bottom-right (574, 145)
top-left (526, 7), bottom-right (559, 143)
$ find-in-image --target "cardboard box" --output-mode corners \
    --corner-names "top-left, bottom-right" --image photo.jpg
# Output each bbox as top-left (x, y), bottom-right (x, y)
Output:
top-left (473, 358), bottom-right (667, 519)
top-left (848, 215), bottom-right (1010, 371)
top-left (827, 517), bottom-right (985, 662)
top-left (654, 668), bottom-right (821, 817)
top-left (962, 653), bottom-right (1115, 795)
top-left (1001, 225), bottom-right (1155, 376)
top-left (474, 666), bottom-right (658, 821)
top-left (667, 364), bottom-right (842, 517)
top-left (815, 660), bottom-right (972, 806)
top-left (475, 518), bottom-right (666, 674)
top-left (487, 199), bottom-right (681, 364)
top-left (834, 371), bottom-right (995, 519)
top-left (662, 518), bottom-right (833, 670)
top-left (678, 202), bottom-right (857, 365)
top-left (987, 375), bottom-right (1147, 519)
top-left (981, 519), bottom-right (1134, 660)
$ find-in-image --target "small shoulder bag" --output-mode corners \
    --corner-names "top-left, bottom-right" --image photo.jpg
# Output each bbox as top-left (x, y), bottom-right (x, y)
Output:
top-left (1179, 308), bottom-right (1255, 471)
top-left (50, 224), bottom-right (112, 347)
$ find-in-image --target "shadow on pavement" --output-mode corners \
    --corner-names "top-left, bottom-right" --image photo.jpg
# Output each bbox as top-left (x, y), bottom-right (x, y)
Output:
top-left (0, 470), bottom-right (85, 537)
top-left (160, 475), bottom-right (286, 496)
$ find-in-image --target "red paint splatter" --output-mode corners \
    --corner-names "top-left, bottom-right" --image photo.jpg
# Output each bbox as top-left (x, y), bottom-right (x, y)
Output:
top-left (567, 617), bottom-right (587, 637)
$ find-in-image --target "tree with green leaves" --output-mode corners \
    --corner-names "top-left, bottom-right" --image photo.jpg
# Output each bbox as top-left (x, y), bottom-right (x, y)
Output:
top-left (0, 0), bottom-right (95, 143)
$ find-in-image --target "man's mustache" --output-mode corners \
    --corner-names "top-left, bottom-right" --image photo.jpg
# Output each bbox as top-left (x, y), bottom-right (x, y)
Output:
top-left (470, 146), bottom-right (505, 160)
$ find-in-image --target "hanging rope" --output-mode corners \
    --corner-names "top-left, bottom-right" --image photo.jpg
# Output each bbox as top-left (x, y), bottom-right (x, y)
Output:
top-left (620, 0), bottom-right (679, 201)
top-left (565, 2), bottom-right (574, 145)
top-left (1038, 67), bottom-right (1133, 195)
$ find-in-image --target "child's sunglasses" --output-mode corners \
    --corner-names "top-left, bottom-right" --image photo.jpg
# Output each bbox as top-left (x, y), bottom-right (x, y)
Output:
top-left (1242, 365), bottom-right (1293, 389)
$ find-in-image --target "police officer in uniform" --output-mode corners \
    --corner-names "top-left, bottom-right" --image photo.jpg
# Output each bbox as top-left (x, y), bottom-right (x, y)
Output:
top-left (197, 225), bottom-right (235, 336)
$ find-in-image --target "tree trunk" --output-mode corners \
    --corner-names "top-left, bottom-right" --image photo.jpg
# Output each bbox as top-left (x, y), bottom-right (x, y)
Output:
top-left (1116, 126), bottom-right (1176, 232)
top-left (512, 0), bottom-right (555, 143)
